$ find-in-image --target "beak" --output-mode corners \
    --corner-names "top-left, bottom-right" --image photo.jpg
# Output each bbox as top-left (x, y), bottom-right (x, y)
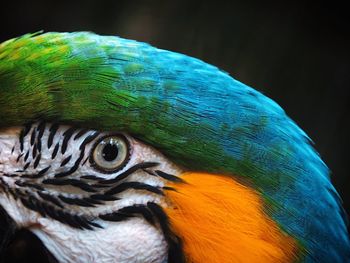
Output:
top-left (0, 205), bottom-right (58, 263)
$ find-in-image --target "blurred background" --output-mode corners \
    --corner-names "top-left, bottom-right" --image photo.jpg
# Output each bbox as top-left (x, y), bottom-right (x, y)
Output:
top-left (0, 0), bottom-right (349, 262)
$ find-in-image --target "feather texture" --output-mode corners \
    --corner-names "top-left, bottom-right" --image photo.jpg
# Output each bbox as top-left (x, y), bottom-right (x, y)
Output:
top-left (165, 172), bottom-right (299, 262)
top-left (0, 32), bottom-right (349, 261)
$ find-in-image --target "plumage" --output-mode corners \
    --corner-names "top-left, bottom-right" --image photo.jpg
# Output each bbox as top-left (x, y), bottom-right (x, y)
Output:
top-left (0, 32), bottom-right (349, 262)
top-left (164, 172), bottom-right (298, 262)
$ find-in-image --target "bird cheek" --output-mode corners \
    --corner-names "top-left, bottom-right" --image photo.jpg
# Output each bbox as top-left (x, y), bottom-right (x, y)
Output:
top-left (0, 136), bottom-right (20, 174)
top-left (163, 172), bottom-right (299, 263)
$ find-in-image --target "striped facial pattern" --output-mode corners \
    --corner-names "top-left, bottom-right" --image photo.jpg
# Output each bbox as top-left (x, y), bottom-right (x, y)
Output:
top-left (0, 122), bottom-right (183, 236)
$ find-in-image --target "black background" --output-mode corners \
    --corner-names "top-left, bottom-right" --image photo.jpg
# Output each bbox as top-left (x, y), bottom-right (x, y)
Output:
top-left (1, 1), bottom-right (349, 262)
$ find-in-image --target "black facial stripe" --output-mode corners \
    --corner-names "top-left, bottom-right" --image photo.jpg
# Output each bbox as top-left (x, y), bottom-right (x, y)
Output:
top-left (61, 127), bottom-right (77, 154)
top-left (37, 165), bottom-right (51, 177)
top-left (43, 178), bottom-right (97, 193)
top-left (3, 184), bottom-right (101, 230)
top-left (25, 183), bottom-right (44, 191)
top-left (86, 221), bottom-right (103, 228)
top-left (37, 137), bottom-right (42, 153)
top-left (104, 182), bottom-right (164, 196)
top-left (83, 197), bottom-right (103, 205)
top-left (54, 132), bottom-right (99, 178)
top-left (74, 128), bottom-right (89, 140)
top-left (99, 212), bottom-right (130, 222)
top-left (2, 170), bottom-right (180, 233)
top-left (37, 191), bottom-right (64, 208)
top-left (60, 155), bottom-right (72, 167)
top-left (146, 202), bottom-right (185, 263)
top-left (79, 132), bottom-right (100, 151)
top-left (36, 121), bottom-right (45, 153)
top-left (14, 181), bottom-right (25, 187)
top-left (32, 143), bottom-right (37, 159)
top-left (36, 121), bottom-right (46, 142)
top-left (20, 196), bottom-right (37, 211)
top-left (9, 188), bottom-right (18, 200)
top-left (98, 204), bottom-right (155, 224)
top-left (33, 153), bottom-right (41, 169)
top-left (162, 186), bottom-right (177, 191)
top-left (16, 153), bottom-right (24, 163)
top-left (97, 162), bottom-right (159, 185)
top-left (2, 173), bottom-right (18, 178)
top-left (98, 202), bottom-right (185, 262)
top-left (5, 122), bottom-right (185, 242)
top-left (119, 205), bottom-right (155, 225)
top-left (82, 156), bottom-right (89, 166)
top-left (14, 180), bottom-right (44, 191)
top-left (80, 175), bottom-right (105, 181)
top-left (36, 200), bottom-right (101, 230)
top-left (154, 170), bottom-right (184, 183)
top-left (10, 171), bottom-right (107, 210)
top-left (24, 150), bottom-right (30, 162)
top-left (51, 143), bottom-right (59, 159)
top-left (91, 184), bottom-right (111, 189)
top-left (22, 165), bottom-right (51, 179)
top-left (72, 215), bottom-right (95, 230)
top-left (58, 195), bottom-right (96, 207)
top-left (23, 162), bottom-right (30, 171)
top-left (48, 123), bottom-right (59, 149)
top-left (30, 127), bottom-right (36, 146)
top-left (54, 150), bottom-right (85, 178)
top-left (19, 123), bottom-right (32, 152)
top-left (89, 194), bottom-right (119, 201)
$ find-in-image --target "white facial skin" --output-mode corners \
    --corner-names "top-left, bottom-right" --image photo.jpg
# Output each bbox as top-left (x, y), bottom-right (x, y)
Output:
top-left (0, 123), bottom-right (183, 263)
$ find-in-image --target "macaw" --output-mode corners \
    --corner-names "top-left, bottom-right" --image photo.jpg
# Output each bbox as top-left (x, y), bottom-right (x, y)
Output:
top-left (0, 32), bottom-right (349, 263)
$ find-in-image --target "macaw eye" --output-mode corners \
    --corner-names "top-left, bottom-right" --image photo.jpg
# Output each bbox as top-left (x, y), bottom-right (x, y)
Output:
top-left (90, 135), bottom-right (130, 173)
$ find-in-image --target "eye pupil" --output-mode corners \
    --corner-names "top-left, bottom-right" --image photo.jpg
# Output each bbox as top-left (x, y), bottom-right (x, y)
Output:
top-left (102, 143), bottom-right (119, 162)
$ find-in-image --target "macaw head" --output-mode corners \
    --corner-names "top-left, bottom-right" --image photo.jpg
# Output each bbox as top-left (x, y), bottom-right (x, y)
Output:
top-left (0, 32), bottom-right (349, 263)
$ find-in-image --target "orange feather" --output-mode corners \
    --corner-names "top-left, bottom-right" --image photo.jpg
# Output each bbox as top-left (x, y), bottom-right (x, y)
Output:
top-left (164, 172), bottom-right (299, 263)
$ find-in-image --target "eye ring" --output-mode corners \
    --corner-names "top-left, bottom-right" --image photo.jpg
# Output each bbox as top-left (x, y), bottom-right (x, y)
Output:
top-left (89, 134), bottom-right (131, 174)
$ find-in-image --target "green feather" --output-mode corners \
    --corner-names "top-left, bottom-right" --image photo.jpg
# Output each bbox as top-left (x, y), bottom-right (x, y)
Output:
top-left (0, 32), bottom-right (349, 262)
